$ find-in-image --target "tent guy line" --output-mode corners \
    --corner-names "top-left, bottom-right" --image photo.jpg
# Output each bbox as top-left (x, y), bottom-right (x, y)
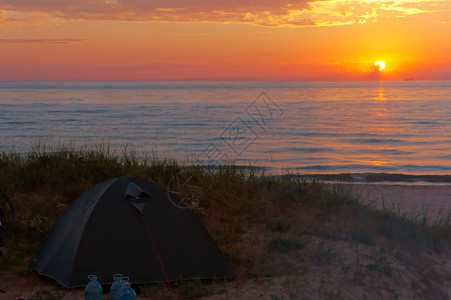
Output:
top-left (138, 209), bottom-right (172, 289)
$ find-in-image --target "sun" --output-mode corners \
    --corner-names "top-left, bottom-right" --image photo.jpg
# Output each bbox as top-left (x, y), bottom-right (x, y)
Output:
top-left (374, 61), bottom-right (386, 71)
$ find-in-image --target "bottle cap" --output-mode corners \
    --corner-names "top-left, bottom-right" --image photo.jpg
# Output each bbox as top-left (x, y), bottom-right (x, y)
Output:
top-left (88, 274), bottom-right (97, 281)
top-left (113, 273), bottom-right (122, 280)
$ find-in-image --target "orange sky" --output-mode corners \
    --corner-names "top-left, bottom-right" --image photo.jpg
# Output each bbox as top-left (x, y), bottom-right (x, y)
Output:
top-left (1, 0), bottom-right (450, 80)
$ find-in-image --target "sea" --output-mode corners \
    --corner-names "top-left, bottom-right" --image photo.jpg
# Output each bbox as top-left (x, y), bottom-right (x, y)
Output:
top-left (1, 81), bottom-right (451, 181)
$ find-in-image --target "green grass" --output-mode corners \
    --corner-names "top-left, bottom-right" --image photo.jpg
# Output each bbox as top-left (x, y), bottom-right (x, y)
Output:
top-left (174, 279), bottom-right (216, 299)
top-left (32, 289), bottom-right (63, 300)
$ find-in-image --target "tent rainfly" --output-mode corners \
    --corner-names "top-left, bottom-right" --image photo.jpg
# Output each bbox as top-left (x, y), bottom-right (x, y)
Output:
top-left (30, 176), bottom-right (236, 288)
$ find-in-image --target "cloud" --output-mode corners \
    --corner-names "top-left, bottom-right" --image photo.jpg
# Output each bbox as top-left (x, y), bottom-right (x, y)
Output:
top-left (0, 38), bottom-right (88, 44)
top-left (0, 0), bottom-right (449, 27)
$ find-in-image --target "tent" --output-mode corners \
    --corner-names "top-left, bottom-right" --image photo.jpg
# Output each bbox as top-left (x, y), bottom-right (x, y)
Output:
top-left (29, 176), bottom-right (236, 288)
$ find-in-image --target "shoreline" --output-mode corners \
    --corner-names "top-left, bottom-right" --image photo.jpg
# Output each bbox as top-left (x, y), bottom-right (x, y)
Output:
top-left (294, 172), bottom-right (451, 185)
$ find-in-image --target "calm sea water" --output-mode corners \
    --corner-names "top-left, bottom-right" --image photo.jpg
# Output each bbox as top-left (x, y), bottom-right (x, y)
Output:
top-left (1, 81), bottom-right (451, 175)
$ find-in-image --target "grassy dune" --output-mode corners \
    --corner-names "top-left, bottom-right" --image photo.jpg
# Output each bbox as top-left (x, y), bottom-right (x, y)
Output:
top-left (1, 145), bottom-right (450, 299)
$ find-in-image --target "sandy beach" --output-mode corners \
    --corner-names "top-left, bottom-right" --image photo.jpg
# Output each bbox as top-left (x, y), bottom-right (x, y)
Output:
top-left (344, 183), bottom-right (451, 220)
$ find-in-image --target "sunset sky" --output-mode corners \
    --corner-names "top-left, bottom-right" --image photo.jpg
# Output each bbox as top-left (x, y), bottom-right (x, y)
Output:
top-left (1, 0), bottom-right (450, 81)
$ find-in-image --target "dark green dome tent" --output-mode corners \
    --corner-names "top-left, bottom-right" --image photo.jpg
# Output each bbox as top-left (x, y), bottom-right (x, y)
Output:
top-left (30, 177), bottom-right (236, 288)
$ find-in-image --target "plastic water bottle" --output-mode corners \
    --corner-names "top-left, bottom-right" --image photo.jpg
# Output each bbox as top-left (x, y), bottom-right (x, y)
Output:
top-left (119, 282), bottom-right (136, 300)
top-left (84, 275), bottom-right (103, 300)
top-left (117, 276), bottom-right (129, 294)
top-left (116, 277), bottom-right (128, 299)
top-left (110, 274), bottom-right (122, 300)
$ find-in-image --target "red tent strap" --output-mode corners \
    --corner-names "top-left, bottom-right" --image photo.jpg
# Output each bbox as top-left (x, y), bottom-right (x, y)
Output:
top-left (22, 272), bottom-right (35, 285)
top-left (140, 212), bottom-right (172, 289)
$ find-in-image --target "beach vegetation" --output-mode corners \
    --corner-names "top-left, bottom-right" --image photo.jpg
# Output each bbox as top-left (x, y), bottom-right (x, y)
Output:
top-left (267, 238), bottom-right (303, 253)
top-left (32, 289), bottom-right (63, 300)
top-left (0, 144), bottom-right (450, 298)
